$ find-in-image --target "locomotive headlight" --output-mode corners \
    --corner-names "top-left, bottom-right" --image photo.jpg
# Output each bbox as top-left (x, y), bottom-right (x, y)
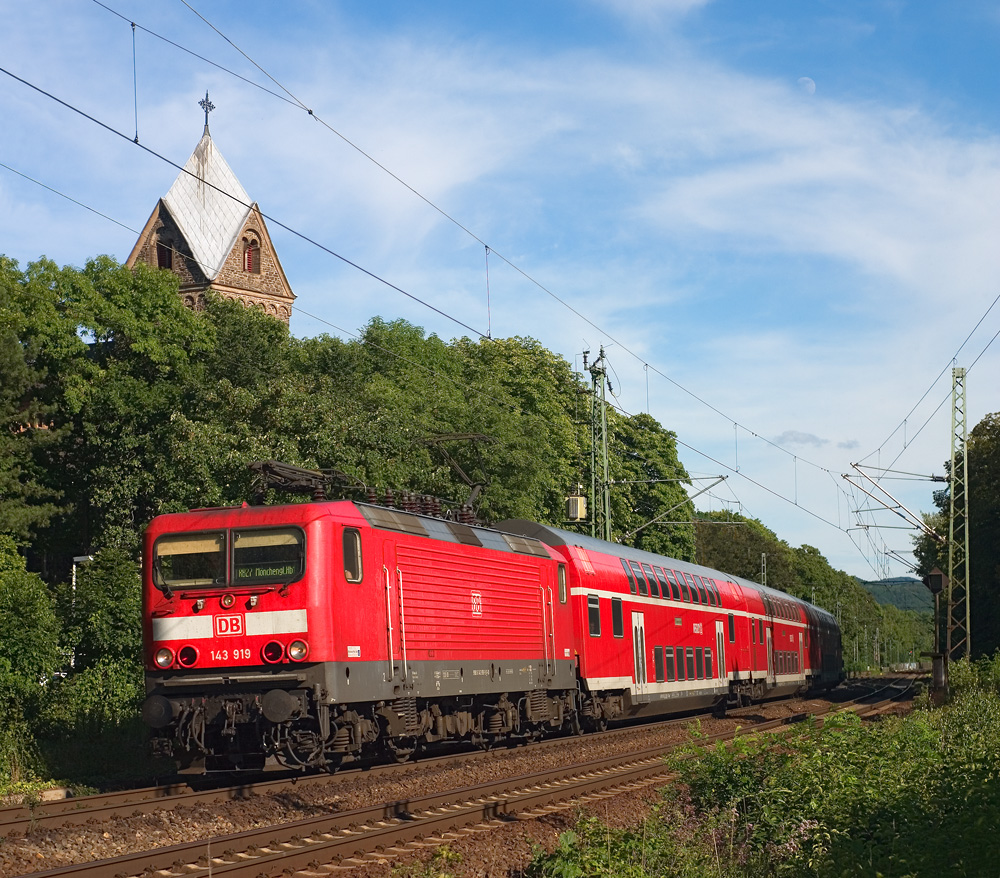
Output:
top-left (288, 640), bottom-right (309, 662)
top-left (154, 647), bottom-right (174, 668)
top-left (220, 593), bottom-right (235, 609)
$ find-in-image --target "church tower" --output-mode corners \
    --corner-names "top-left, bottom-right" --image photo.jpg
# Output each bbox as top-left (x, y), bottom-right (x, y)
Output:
top-left (126, 93), bottom-right (295, 323)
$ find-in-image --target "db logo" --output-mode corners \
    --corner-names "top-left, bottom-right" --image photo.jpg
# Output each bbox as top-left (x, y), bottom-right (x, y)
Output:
top-left (214, 614), bottom-right (244, 637)
top-left (470, 592), bottom-right (483, 616)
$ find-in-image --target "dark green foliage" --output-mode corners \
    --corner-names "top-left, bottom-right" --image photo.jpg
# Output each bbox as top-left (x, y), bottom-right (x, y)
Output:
top-left (915, 412), bottom-right (1000, 657)
top-left (530, 666), bottom-right (1000, 876)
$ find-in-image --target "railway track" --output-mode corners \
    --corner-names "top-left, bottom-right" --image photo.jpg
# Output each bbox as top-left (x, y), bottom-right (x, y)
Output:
top-left (2, 684), bottom-right (852, 839)
top-left (6, 679), bottom-right (914, 878)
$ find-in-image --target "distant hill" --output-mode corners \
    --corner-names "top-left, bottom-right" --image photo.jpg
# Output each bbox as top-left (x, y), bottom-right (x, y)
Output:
top-left (859, 576), bottom-right (932, 612)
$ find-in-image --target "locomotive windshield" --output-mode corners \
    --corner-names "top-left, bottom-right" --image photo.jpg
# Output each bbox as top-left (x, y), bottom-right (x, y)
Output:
top-left (153, 533), bottom-right (226, 588)
top-left (152, 526), bottom-right (304, 590)
top-left (233, 527), bottom-right (304, 584)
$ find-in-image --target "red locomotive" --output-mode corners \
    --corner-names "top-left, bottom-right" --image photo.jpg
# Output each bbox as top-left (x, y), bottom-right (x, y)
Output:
top-left (141, 497), bottom-right (843, 772)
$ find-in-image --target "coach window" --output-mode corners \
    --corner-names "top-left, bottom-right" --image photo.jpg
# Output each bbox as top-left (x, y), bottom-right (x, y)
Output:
top-left (665, 646), bottom-right (676, 681)
top-left (695, 648), bottom-right (705, 680)
top-left (653, 646), bottom-right (665, 682)
top-left (558, 564), bottom-right (567, 603)
top-left (705, 647), bottom-right (713, 679)
top-left (675, 571), bottom-right (691, 602)
top-left (751, 619), bottom-right (756, 644)
top-left (759, 619), bottom-right (765, 642)
top-left (620, 559), bottom-right (637, 595)
top-left (588, 594), bottom-right (601, 636)
top-left (652, 566), bottom-right (669, 600)
top-left (686, 647), bottom-right (696, 680)
top-left (629, 561), bottom-right (648, 596)
top-left (664, 569), bottom-right (681, 601)
top-left (693, 575), bottom-right (709, 604)
top-left (343, 528), bottom-right (363, 582)
top-left (675, 647), bottom-right (685, 681)
top-left (612, 597), bottom-right (624, 638)
top-left (641, 563), bottom-right (661, 598)
top-left (685, 573), bottom-right (701, 604)
top-left (232, 527), bottom-right (305, 586)
top-left (727, 613), bottom-right (735, 643)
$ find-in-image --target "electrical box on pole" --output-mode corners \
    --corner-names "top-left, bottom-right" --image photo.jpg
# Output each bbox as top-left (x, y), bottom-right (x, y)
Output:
top-left (947, 367), bottom-right (971, 661)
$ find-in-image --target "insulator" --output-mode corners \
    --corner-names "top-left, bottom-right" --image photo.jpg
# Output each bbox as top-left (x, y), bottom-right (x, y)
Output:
top-left (366, 487), bottom-right (377, 505)
top-left (384, 488), bottom-right (395, 508)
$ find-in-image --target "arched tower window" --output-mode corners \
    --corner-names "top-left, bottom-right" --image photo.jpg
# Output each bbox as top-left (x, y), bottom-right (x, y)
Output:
top-left (243, 236), bottom-right (261, 274)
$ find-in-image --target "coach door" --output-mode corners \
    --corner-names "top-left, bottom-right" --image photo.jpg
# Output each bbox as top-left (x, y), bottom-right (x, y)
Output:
top-left (765, 627), bottom-right (775, 686)
top-left (715, 620), bottom-right (726, 683)
top-left (382, 541), bottom-right (408, 686)
top-left (632, 612), bottom-right (648, 698)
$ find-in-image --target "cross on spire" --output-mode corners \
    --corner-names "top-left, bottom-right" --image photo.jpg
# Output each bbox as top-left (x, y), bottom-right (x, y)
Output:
top-left (199, 90), bottom-right (215, 133)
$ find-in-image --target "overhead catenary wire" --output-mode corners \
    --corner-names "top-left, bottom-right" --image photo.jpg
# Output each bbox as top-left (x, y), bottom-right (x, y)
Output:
top-left (16, 5), bottom-right (994, 577)
top-left (89, 0), bottom-right (846, 485)
top-left (0, 64), bottom-right (486, 341)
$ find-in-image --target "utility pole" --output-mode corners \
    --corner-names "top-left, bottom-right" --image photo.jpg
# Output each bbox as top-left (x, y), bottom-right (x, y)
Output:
top-left (947, 367), bottom-right (971, 661)
top-left (585, 347), bottom-right (612, 542)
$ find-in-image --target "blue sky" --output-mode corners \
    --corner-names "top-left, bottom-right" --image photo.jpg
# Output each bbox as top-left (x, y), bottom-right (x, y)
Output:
top-left (3, 1), bottom-right (1000, 581)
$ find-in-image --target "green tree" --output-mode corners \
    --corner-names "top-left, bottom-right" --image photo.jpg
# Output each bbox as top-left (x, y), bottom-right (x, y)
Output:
top-left (914, 411), bottom-right (1000, 657)
top-left (55, 548), bottom-right (142, 672)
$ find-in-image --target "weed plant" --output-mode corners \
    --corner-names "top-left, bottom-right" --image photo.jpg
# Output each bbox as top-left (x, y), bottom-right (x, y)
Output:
top-left (528, 660), bottom-right (1000, 877)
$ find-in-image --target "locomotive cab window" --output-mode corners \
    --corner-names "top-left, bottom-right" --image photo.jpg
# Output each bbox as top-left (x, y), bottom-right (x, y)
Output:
top-left (588, 594), bottom-right (601, 636)
top-left (154, 532), bottom-right (225, 589)
top-left (233, 527), bottom-right (305, 585)
top-left (343, 528), bottom-right (363, 582)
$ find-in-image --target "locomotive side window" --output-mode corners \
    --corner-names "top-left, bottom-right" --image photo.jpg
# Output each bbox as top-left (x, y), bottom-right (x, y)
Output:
top-left (628, 561), bottom-right (648, 596)
top-left (233, 527), bottom-right (305, 585)
top-left (343, 528), bottom-right (363, 582)
top-left (751, 619), bottom-right (756, 644)
top-left (653, 646), bottom-right (665, 682)
top-left (665, 646), bottom-right (676, 681)
top-left (728, 613), bottom-right (735, 643)
top-left (154, 532), bottom-right (225, 589)
top-left (641, 563), bottom-right (660, 598)
top-left (758, 618), bottom-right (764, 642)
top-left (588, 594), bottom-right (601, 636)
top-left (611, 597), bottom-right (624, 638)
top-left (558, 564), bottom-right (567, 603)
top-left (620, 559), bottom-right (637, 595)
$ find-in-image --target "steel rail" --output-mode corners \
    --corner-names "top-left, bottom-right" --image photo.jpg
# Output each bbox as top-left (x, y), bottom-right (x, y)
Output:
top-left (18, 684), bottom-right (911, 878)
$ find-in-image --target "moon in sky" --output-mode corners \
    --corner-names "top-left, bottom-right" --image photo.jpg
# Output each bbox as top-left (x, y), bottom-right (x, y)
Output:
top-left (797, 76), bottom-right (817, 95)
